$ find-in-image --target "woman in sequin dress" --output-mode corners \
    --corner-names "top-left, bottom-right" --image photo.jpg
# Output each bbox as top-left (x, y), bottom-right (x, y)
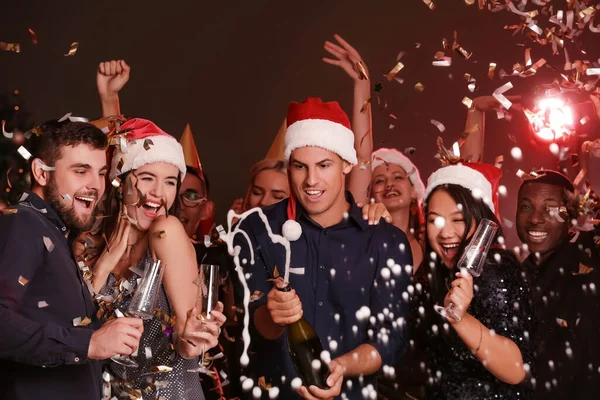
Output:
top-left (89, 118), bottom-right (226, 400)
top-left (414, 163), bottom-right (535, 400)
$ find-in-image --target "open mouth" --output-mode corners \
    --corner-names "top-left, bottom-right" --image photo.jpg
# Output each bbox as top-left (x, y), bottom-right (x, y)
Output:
top-left (74, 196), bottom-right (95, 212)
top-left (440, 243), bottom-right (461, 260)
top-left (141, 200), bottom-right (162, 218)
top-left (527, 230), bottom-right (548, 242)
top-left (304, 189), bottom-right (324, 201)
top-left (384, 190), bottom-right (400, 198)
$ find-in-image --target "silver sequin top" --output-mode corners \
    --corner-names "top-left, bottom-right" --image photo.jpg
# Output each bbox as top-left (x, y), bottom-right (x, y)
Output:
top-left (102, 251), bottom-right (205, 400)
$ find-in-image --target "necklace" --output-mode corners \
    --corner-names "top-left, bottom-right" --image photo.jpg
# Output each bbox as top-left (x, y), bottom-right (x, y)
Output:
top-left (123, 232), bottom-right (148, 261)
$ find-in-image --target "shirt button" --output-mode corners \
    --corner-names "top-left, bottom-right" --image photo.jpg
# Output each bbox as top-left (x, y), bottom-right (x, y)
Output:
top-left (319, 302), bottom-right (323, 306)
top-left (62, 227), bottom-right (66, 231)
top-left (74, 357), bottom-right (80, 363)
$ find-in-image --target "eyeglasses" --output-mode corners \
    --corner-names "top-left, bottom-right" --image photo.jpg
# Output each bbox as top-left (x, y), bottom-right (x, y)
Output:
top-left (180, 191), bottom-right (207, 208)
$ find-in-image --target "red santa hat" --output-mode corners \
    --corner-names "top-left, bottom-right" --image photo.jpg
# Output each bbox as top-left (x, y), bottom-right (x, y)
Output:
top-left (282, 98), bottom-right (356, 237)
top-left (283, 97), bottom-right (357, 166)
top-left (423, 162), bottom-right (502, 214)
top-left (371, 148), bottom-right (425, 204)
top-left (108, 118), bottom-right (186, 182)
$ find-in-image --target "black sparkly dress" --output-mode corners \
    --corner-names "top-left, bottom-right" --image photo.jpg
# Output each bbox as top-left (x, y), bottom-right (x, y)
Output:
top-left (416, 250), bottom-right (535, 400)
top-left (100, 251), bottom-right (206, 400)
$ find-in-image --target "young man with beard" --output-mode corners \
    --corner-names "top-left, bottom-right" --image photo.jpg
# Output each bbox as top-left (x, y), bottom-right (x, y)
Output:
top-left (516, 170), bottom-right (600, 399)
top-left (237, 98), bottom-right (412, 399)
top-left (0, 119), bottom-right (144, 399)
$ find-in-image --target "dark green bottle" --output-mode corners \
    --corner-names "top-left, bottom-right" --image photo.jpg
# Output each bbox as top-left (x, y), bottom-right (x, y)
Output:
top-left (278, 285), bottom-right (330, 389)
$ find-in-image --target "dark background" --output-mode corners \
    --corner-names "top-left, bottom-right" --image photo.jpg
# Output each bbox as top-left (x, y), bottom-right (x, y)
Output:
top-left (1, 0), bottom-right (599, 248)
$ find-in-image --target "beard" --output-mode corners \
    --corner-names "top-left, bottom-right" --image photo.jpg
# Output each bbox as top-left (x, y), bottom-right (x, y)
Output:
top-left (44, 176), bottom-right (96, 231)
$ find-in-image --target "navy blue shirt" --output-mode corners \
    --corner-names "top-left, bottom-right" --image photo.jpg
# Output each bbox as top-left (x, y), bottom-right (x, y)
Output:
top-left (0, 192), bottom-right (102, 399)
top-left (237, 192), bottom-right (412, 399)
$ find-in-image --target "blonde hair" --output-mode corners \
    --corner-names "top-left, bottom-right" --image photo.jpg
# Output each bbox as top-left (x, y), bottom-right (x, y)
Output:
top-left (243, 159), bottom-right (287, 211)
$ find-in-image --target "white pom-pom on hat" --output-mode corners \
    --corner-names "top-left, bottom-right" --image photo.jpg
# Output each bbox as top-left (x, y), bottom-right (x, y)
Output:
top-left (282, 219), bottom-right (302, 241)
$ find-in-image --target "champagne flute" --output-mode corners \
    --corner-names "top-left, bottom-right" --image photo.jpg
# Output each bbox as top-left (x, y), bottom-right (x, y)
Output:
top-left (111, 259), bottom-right (165, 367)
top-left (192, 264), bottom-right (219, 372)
top-left (434, 219), bottom-right (498, 322)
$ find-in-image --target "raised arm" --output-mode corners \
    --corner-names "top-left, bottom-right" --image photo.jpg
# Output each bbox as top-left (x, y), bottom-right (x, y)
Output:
top-left (461, 95), bottom-right (521, 162)
top-left (96, 60), bottom-right (130, 117)
top-left (323, 34), bottom-right (372, 205)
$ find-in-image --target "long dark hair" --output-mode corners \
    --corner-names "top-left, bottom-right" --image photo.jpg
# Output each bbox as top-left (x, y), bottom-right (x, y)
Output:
top-left (100, 171), bottom-right (182, 248)
top-left (418, 184), bottom-right (517, 304)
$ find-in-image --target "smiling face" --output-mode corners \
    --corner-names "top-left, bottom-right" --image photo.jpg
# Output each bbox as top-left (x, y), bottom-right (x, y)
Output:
top-left (516, 182), bottom-right (569, 259)
top-left (289, 146), bottom-right (352, 225)
top-left (371, 163), bottom-right (416, 212)
top-left (426, 188), bottom-right (475, 269)
top-left (122, 162), bottom-right (180, 231)
top-left (246, 169), bottom-right (289, 209)
top-left (44, 144), bottom-right (108, 231)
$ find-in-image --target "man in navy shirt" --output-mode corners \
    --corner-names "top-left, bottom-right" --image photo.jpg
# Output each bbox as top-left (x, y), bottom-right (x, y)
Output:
top-left (239, 98), bottom-right (412, 399)
top-left (0, 119), bottom-right (143, 399)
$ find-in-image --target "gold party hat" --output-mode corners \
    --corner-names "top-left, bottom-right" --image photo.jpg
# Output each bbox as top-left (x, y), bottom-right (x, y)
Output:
top-left (179, 123), bottom-right (202, 172)
top-left (264, 118), bottom-right (286, 161)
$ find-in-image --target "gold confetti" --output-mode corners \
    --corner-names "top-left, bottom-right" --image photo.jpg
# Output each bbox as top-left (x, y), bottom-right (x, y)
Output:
top-left (430, 119), bottom-right (445, 132)
top-left (462, 97), bottom-right (473, 109)
top-left (258, 376), bottom-right (272, 390)
top-left (0, 42), bottom-right (20, 53)
top-left (414, 82), bottom-right (424, 92)
top-left (355, 61), bottom-right (369, 80)
top-left (28, 28), bottom-right (38, 45)
top-left (17, 146), bottom-right (32, 160)
top-left (153, 230), bottom-right (166, 239)
top-left (556, 318), bottom-right (568, 328)
top-left (64, 42), bottom-right (79, 56)
top-left (385, 61), bottom-right (404, 81)
top-left (1, 208), bottom-right (18, 215)
top-left (111, 177), bottom-right (121, 188)
top-left (43, 236), bottom-right (55, 252)
top-left (422, 0), bottom-right (435, 10)
top-left (573, 168), bottom-right (587, 186)
top-left (116, 157), bottom-right (125, 172)
top-left (143, 138), bottom-right (154, 151)
top-left (360, 97), bottom-right (371, 113)
top-left (573, 263), bottom-right (594, 275)
top-left (488, 63), bottom-right (497, 80)
top-left (38, 301), bottom-right (49, 308)
top-left (73, 316), bottom-right (92, 327)
top-left (151, 366), bottom-right (173, 373)
top-left (250, 290), bottom-right (265, 303)
top-left (18, 276), bottom-right (29, 286)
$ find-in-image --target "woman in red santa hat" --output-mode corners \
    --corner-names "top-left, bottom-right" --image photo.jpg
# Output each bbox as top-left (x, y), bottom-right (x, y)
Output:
top-left (414, 162), bottom-right (535, 399)
top-left (89, 118), bottom-right (226, 399)
top-left (323, 34), bottom-right (425, 268)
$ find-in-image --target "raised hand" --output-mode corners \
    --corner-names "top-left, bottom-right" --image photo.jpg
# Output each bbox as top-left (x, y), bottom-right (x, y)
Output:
top-left (323, 34), bottom-right (369, 82)
top-left (96, 60), bottom-right (131, 100)
top-left (90, 204), bottom-right (131, 292)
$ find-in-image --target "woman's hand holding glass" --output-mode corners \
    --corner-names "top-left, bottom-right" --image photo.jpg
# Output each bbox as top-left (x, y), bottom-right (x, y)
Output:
top-left (443, 269), bottom-right (474, 323)
top-left (179, 302), bottom-right (226, 358)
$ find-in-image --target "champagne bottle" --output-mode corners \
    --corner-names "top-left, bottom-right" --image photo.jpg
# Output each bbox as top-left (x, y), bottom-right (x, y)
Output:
top-left (278, 285), bottom-right (330, 389)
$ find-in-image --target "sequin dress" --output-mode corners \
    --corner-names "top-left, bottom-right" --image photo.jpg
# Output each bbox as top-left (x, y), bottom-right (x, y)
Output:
top-left (101, 251), bottom-right (206, 400)
top-left (416, 250), bottom-right (535, 400)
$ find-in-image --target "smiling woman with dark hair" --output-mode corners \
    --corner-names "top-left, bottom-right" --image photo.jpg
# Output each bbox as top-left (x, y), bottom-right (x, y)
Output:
top-left (413, 162), bottom-right (535, 399)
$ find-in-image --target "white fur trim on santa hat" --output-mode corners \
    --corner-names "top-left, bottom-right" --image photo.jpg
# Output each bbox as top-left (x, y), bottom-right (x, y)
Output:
top-left (284, 119), bottom-right (357, 165)
top-left (423, 164), bottom-right (494, 212)
top-left (109, 135), bottom-right (187, 181)
top-left (371, 148), bottom-right (425, 201)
